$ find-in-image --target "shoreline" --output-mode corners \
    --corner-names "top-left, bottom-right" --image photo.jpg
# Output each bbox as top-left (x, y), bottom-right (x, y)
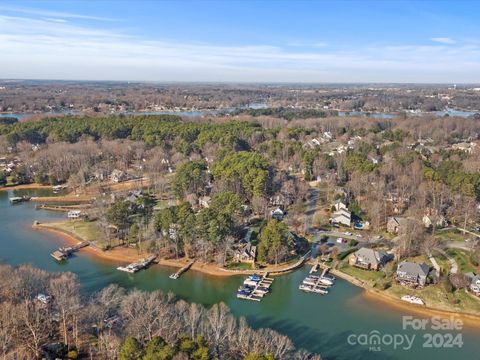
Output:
top-left (0, 184), bottom-right (52, 192)
top-left (33, 222), bottom-right (480, 325)
top-left (322, 263), bottom-right (480, 328)
top-left (33, 223), bottom-right (252, 277)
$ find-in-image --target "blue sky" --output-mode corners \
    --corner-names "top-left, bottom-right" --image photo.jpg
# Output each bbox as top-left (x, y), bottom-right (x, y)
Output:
top-left (0, 0), bottom-right (479, 82)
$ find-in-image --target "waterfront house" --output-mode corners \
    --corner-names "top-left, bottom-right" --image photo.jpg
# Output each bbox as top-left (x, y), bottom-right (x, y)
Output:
top-left (387, 216), bottom-right (408, 234)
top-left (235, 242), bottom-right (257, 263)
top-left (395, 261), bottom-right (431, 287)
top-left (349, 247), bottom-right (391, 271)
top-left (466, 273), bottom-right (480, 296)
top-left (67, 210), bottom-right (82, 219)
top-left (330, 208), bottom-right (351, 227)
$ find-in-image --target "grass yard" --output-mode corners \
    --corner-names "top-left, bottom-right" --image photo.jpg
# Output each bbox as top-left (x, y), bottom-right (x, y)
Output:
top-left (446, 249), bottom-right (478, 273)
top-left (385, 284), bottom-right (480, 314)
top-left (45, 220), bottom-right (123, 249)
top-left (437, 229), bottom-right (466, 243)
top-left (339, 263), bottom-right (386, 284)
top-left (226, 262), bottom-right (253, 270)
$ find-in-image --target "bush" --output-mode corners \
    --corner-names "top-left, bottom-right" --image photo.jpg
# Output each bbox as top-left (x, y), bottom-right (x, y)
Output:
top-left (348, 239), bottom-right (359, 247)
top-left (337, 248), bottom-right (356, 260)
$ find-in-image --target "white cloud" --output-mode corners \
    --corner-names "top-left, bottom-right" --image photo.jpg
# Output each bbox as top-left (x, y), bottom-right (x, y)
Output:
top-left (0, 12), bottom-right (478, 82)
top-left (431, 37), bottom-right (456, 44)
top-left (0, 5), bottom-right (116, 21)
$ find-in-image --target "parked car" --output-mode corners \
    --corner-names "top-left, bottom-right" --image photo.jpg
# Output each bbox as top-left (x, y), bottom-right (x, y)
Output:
top-left (344, 232), bottom-right (352, 236)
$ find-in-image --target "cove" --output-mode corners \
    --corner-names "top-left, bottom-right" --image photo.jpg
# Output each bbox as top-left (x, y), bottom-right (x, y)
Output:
top-left (1, 189), bottom-right (479, 360)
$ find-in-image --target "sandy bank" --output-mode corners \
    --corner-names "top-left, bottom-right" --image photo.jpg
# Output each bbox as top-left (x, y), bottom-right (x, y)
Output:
top-left (316, 262), bottom-right (480, 328)
top-left (0, 184), bottom-right (52, 192)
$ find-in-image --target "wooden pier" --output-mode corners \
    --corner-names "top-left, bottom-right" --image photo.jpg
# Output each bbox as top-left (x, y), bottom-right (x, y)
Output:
top-left (237, 273), bottom-right (274, 302)
top-left (169, 260), bottom-right (195, 279)
top-left (50, 241), bottom-right (90, 261)
top-left (299, 266), bottom-right (334, 295)
top-left (117, 255), bottom-right (157, 273)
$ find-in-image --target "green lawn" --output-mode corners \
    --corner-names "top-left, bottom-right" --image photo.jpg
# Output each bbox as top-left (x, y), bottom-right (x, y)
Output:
top-left (385, 284), bottom-right (480, 314)
top-left (446, 249), bottom-right (478, 273)
top-left (225, 262), bottom-right (253, 270)
top-left (436, 229), bottom-right (466, 242)
top-left (339, 263), bottom-right (386, 284)
top-left (45, 220), bottom-right (122, 249)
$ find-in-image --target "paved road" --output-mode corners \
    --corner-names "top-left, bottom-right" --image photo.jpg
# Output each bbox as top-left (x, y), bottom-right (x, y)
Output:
top-left (304, 188), bottom-right (319, 235)
top-left (434, 248), bottom-right (458, 274)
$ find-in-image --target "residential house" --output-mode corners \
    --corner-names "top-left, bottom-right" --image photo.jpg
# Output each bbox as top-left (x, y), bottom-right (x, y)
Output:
top-left (333, 199), bottom-right (348, 212)
top-left (67, 210), bottom-right (82, 219)
top-left (270, 193), bottom-right (293, 207)
top-left (330, 208), bottom-right (351, 227)
top-left (466, 273), bottom-right (480, 296)
top-left (198, 195), bottom-right (211, 208)
top-left (395, 261), bottom-right (431, 287)
top-left (451, 142), bottom-right (477, 154)
top-left (271, 207), bottom-right (285, 221)
top-left (303, 138), bottom-right (322, 149)
top-left (110, 169), bottom-right (127, 183)
top-left (349, 247), bottom-right (391, 271)
top-left (422, 214), bottom-right (447, 229)
top-left (235, 242), bottom-right (256, 263)
top-left (387, 216), bottom-right (409, 234)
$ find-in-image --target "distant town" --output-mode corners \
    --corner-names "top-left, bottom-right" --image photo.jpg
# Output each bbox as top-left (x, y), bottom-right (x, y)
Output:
top-left (1, 81), bottom-right (480, 359)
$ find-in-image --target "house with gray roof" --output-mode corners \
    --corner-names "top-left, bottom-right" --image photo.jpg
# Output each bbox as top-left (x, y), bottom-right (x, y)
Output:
top-left (330, 207), bottom-right (351, 227)
top-left (395, 261), bottom-right (431, 287)
top-left (387, 216), bottom-right (409, 234)
top-left (349, 247), bottom-right (391, 271)
top-left (466, 273), bottom-right (480, 296)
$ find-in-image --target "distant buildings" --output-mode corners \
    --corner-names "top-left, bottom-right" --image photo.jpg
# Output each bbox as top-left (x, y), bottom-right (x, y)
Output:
top-left (387, 216), bottom-right (409, 234)
top-left (271, 207), bottom-right (285, 221)
top-left (110, 169), bottom-right (127, 183)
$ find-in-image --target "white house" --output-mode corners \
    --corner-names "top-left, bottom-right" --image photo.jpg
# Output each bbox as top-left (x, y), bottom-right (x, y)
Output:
top-left (330, 208), bottom-right (351, 227)
top-left (67, 210), bottom-right (82, 219)
top-left (110, 169), bottom-right (127, 183)
top-left (271, 207), bottom-right (285, 221)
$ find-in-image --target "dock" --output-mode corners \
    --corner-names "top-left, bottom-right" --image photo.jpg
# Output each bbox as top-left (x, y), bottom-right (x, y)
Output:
top-left (117, 255), bottom-right (157, 273)
top-left (237, 273), bottom-right (274, 301)
top-left (9, 195), bottom-right (31, 204)
top-left (169, 260), bottom-right (195, 279)
top-left (50, 241), bottom-right (90, 261)
top-left (299, 266), bottom-right (335, 295)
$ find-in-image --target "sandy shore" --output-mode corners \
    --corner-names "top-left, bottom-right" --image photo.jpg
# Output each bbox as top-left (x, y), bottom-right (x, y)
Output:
top-left (363, 288), bottom-right (480, 330)
top-left (32, 223), bottom-right (480, 325)
top-left (0, 184), bottom-right (52, 192)
top-left (31, 195), bottom-right (94, 203)
top-left (33, 223), bottom-right (251, 277)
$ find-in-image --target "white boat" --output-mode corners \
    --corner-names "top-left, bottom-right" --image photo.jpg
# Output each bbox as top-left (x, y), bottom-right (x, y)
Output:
top-left (312, 287), bottom-right (328, 295)
top-left (244, 279), bottom-right (260, 287)
top-left (299, 284), bottom-right (313, 292)
top-left (401, 295), bottom-right (424, 305)
top-left (318, 277), bottom-right (334, 286)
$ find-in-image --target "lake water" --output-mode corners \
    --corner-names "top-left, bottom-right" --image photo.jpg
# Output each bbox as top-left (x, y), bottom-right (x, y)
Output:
top-left (1, 189), bottom-right (479, 360)
top-left (2, 107), bottom-right (477, 120)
